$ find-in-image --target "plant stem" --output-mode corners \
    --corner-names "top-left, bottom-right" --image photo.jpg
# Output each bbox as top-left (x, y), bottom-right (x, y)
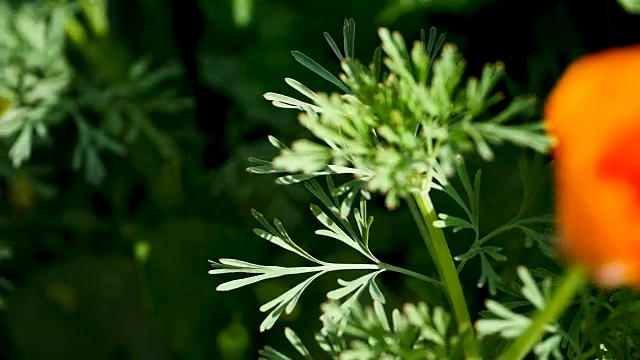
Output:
top-left (409, 190), bottom-right (480, 359)
top-left (500, 264), bottom-right (587, 360)
top-left (378, 262), bottom-right (441, 288)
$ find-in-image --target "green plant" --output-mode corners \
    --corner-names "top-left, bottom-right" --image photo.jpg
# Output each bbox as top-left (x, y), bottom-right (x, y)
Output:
top-left (210, 19), bottom-right (640, 359)
top-left (0, 0), bottom-right (192, 323)
top-left (0, 0), bottom-right (191, 186)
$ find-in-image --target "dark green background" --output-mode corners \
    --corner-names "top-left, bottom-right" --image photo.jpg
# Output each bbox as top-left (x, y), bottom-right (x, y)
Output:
top-left (1, 0), bottom-right (639, 359)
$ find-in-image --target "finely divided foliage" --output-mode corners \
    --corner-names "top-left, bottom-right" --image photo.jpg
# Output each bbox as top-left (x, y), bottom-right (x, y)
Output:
top-left (0, 0), bottom-right (192, 323)
top-left (260, 301), bottom-right (459, 360)
top-left (210, 19), bottom-right (567, 358)
top-left (476, 267), bottom-right (563, 360)
top-left (263, 22), bottom-right (550, 209)
top-left (433, 155), bottom-right (555, 296)
top-left (0, 1), bottom-right (191, 185)
top-left (0, 2), bottom-right (71, 167)
top-left (209, 176), bottom-right (387, 332)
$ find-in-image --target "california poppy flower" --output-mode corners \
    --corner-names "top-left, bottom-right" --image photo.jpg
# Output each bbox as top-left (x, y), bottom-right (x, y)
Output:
top-left (545, 45), bottom-right (640, 287)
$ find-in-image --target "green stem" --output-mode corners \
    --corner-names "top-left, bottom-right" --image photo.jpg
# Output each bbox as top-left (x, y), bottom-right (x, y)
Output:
top-left (409, 190), bottom-right (480, 359)
top-left (500, 264), bottom-right (587, 360)
top-left (379, 262), bottom-right (441, 288)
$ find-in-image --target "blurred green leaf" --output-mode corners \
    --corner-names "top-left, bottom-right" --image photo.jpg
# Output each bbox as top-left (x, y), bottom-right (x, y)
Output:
top-left (232, 0), bottom-right (254, 28)
top-left (377, 0), bottom-right (499, 23)
top-left (618, 0), bottom-right (640, 13)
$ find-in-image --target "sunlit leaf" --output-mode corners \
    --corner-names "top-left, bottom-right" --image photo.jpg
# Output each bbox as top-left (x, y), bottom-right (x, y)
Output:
top-left (291, 51), bottom-right (351, 94)
top-left (284, 327), bottom-right (312, 359)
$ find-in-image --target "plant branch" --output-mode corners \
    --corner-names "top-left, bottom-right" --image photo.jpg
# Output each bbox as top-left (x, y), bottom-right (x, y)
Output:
top-left (408, 190), bottom-right (480, 359)
top-left (378, 262), bottom-right (441, 288)
top-left (476, 215), bottom-right (553, 248)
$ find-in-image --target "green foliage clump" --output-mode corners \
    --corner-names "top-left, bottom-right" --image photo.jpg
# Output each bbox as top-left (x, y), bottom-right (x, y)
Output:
top-left (211, 19), bottom-right (559, 359)
top-left (211, 17), bottom-right (640, 359)
top-left (0, 2), bottom-right (71, 167)
top-left (0, 0), bottom-right (191, 185)
top-left (264, 21), bottom-right (549, 209)
top-left (261, 301), bottom-right (459, 360)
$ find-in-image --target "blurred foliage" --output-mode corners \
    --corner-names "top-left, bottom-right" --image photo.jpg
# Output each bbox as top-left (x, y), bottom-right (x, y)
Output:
top-left (0, 0), bottom-right (638, 359)
top-left (618, 0), bottom-right (640, 13)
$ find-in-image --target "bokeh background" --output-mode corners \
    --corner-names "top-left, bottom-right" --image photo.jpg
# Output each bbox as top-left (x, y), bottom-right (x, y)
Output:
top-left (1, 0), bottom-right (639, 359)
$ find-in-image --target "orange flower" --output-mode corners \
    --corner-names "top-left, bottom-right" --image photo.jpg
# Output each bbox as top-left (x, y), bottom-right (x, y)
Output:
top-left (545, 45), bottom-right (640, 287)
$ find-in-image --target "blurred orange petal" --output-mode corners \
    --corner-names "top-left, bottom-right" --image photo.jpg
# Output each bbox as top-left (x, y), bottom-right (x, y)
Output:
top-left (545, 45), bottom-right (640, 287)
